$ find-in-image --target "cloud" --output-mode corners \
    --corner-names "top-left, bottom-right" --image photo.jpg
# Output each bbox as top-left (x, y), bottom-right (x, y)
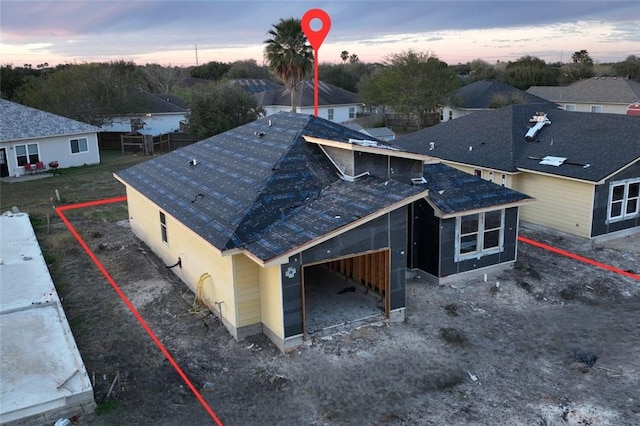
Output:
top-left (1, 1), bottom-right (638, 65)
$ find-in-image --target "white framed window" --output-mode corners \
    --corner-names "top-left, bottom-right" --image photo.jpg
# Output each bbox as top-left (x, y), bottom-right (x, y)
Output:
top-left (607, 178), bottom-right (640, 223)
top-left (15, 143), bottom-right (40, 166)
top-left (501, 174), bottom-right (506, 187)
top-left (348, 107), bottom-right (355, 119)
top-left (456, 210), bottom-right (504, 261)
top-left (590, 105), bottom-right (603, 113)
top-left (449, 110), bottom-right (453, 120)
top-left (564, 104), bottom-right (576, 112)
top-left (488, 171), bottom-right (494, 182)
top-left (327, 108), bottom-right (334, 120)
top-left (70, 137), bottom-right (88, 154)
top-left (160, 211), bottom-right (168, 244)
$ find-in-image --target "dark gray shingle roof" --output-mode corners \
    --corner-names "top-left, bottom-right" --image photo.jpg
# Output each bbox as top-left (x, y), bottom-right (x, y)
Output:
top-left (422, 163), bottom-right (532, 215)
top-left (393, 103), bottom-right (640, 182)
top-left (0, 99), bottom-right (99, 142)
top-left (450, 80), bottom-right (548, 109)
top-left (256, 80), bottom-right (361, 108)
top-left (527, 77), bottom-right (640, 104)
top-left (116, 112), bottom-right (425, 262)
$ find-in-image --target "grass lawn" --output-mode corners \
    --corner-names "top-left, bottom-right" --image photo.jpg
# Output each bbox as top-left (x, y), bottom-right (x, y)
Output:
top-left (1, 150), bottom-right (149, 225)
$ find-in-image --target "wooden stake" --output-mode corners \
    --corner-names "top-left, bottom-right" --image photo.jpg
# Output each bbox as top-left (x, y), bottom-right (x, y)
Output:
top-left (106, 372), bottom-right (119, 398)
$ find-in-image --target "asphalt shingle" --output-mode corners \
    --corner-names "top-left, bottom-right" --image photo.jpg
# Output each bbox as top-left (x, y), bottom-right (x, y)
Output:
top-left (393, 103), bottom-right (640, 182)
top-left (0, 99), bottom-right (99, 142)
top-left (116, 112), bottom-right (425, 262)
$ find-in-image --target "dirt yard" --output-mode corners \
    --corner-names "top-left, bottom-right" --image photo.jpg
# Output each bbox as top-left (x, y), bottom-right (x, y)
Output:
top-left (34, 205), bottom-right (638, 426)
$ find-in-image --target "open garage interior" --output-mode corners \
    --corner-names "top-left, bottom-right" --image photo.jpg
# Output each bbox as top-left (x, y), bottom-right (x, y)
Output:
top-left (303, 250), bottom-right (390, 337)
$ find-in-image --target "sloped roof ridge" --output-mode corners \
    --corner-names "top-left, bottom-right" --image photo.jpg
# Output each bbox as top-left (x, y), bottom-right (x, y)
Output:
top-left (223, 113), bottom-right (316, 249)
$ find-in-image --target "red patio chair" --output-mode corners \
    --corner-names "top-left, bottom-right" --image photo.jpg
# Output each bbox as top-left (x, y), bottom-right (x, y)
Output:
top-left (24, 163), bottom-right (34, 174)
top-left (35, 161), bottom-right (46, 173)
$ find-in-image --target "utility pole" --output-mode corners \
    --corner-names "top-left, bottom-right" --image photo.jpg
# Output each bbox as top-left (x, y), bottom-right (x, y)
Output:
top-left (195, 45), bottom-right (199, 66)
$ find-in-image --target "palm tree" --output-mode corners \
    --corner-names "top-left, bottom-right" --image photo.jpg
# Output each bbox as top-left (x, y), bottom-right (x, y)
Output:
top-left (264, 17), bottom-right (313, 113)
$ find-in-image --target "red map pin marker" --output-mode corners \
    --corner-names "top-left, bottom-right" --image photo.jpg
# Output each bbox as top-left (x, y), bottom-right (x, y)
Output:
top-left (302, 9), bottom-right (331, 117)
top-left (302, 8), bottom-right (331, 51)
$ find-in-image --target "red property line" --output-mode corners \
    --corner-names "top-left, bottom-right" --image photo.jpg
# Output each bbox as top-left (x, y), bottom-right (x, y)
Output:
top-left (518, 236), bottom-right (640, 281)
top-left (56, 196), bottom-right (223, 425)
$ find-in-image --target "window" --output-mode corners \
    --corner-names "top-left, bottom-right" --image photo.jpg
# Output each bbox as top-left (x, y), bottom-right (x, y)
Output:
top-left (488, 171), bottom-right (494, 182)
top-left (160, 211), bottom-right (168, 244)
top-left (70, 137), bottom-right (88, 154)
top-left (327, 108), bottom-right (334, 120)
top-left (590, 105), bottom-right (603, 113)
top-left (15, 143), bottom-right (40, 166)
top-left (501, 174), bottom-right (506, 187)
top-left (449, 110), bottom-right (453, 121)
top-left (607, 179), bottom-right (640, 223)
top-left (564, 104), bottom-right (576, 112)
top-left (348, 107), bottom-right (355, 119)
top-left (474, 169), bottom-right (482, 178)
top-left (456, 210), bottom-right (504, 261)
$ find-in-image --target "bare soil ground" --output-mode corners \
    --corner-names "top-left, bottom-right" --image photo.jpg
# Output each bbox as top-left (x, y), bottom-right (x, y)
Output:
top-left (41, 211), bottom-right (640, 426)
top-left (3, 154), bottom-right (639, 425)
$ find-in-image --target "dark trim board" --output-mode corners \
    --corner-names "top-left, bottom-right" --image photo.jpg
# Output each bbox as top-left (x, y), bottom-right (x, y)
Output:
top-left (591, 162), bottom-right (640, 238)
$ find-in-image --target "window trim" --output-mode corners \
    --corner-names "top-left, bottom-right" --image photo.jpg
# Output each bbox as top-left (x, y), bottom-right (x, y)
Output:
top-left (455, 210), bottom-right (505, 261)
top-left (160, 211), bottom-right (168, 244)
top-left (15, 142), bottom-right (40, 166)
top-left (327, 108), bottom-right (334, 121)
top-left (606, 178), bottom-right (640, 223)
top-left (564, 104), bottom-right (576, 112)
top-left (69, 137), bottom-right (89, 155)
top-left (590, 105), bottom-right (603, 113)
top-left (348, 107), bottom-right (355, 119)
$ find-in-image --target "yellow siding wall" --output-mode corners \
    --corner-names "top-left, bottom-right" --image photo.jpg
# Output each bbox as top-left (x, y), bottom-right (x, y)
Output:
top-left (444, 162), bottom-right (514, 187)
top-left (125, 186), bottom-right (239, 327)
top-left (259, 265), bottom-right (284, 339)
top-left (233, 254), bottom-right (261, 327)
top-left (512, 173), bottom-right (594, 237)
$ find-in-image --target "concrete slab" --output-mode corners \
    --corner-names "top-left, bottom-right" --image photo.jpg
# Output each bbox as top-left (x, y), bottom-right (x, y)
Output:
top-left (304, 264), bottom-right (384, 334)
top-left (0, 212), bottom-right (95, 425)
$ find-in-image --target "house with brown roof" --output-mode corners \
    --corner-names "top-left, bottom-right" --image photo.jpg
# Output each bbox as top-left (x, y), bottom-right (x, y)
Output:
top-left (527, 77), bottom-right (640, 115)
top-left (393, 103), bottom-right (640, 240)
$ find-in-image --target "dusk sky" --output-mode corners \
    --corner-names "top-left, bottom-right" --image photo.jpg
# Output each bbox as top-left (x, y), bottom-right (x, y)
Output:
top-left (1, 0), bottom-right (638, 68)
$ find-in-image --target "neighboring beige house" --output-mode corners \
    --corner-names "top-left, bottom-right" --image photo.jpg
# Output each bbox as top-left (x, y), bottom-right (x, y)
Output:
top-left (0, 99), bottom-right (100, 178)
top-left (441, 79), bottom-right (549, 122)
top-left (394, 103), bottom-right (640, 240)
top-left (527, 77), bottom-right (640, 115)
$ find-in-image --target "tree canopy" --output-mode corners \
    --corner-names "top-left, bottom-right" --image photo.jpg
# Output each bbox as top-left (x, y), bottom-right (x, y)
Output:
top-left (263, 17), bottom-right (313, 112)
top-left (360, 50), bottom-right (459, 128)
top-left (15, 61), bottom-right (144, 125)
top-left (185, 83), bottom-right (264, 141)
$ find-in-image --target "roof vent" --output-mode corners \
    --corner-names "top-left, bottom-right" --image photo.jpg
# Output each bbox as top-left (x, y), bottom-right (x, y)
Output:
top-left (525, 112), bottom-right (551, 141)
top-left (254, 131), bottom-right (265, 138)
top-left (429, 141), bottom-right (435, 150)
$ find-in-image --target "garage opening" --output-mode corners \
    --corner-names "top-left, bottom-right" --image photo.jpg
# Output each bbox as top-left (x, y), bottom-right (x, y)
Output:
top-left (302, 250), bottom-right (390, 337)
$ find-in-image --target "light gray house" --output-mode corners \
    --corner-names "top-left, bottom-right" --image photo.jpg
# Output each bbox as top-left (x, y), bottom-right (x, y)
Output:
top-left (99, 92), bottom-right (189, 135)
top-left (238, 79), bottom-right (365, 123)
top-left (527, 77), bottom-right (640, 115)
top-left (0, 99), bottom-right (100, 178)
